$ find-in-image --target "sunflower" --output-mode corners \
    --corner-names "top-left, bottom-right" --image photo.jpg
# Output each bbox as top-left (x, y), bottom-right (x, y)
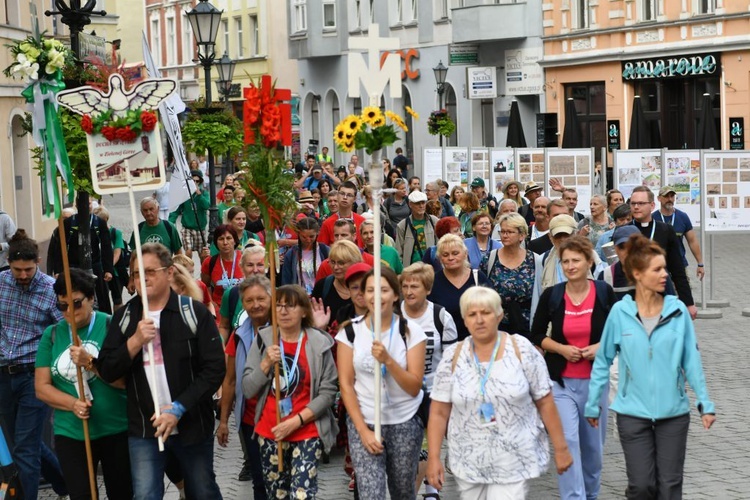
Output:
top-left (386, 111), bottom-right (408, 132)
top-left (342, 114), bottom-right (363, 134)
top-left (361, 106), bottom-right (384, 126)
top-left (405, 106), bottom-right (419, 120)
top-left (341, 139), bottom-right (355, 152)
top-left (333, 124), bottom-right (348, 144)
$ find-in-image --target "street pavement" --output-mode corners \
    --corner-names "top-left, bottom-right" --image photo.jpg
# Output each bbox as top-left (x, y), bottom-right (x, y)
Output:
top-left (39, 193), bottom-right (750, 498)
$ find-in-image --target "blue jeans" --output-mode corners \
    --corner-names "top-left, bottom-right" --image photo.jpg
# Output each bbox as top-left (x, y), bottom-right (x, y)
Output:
top-left (128, 434), bottom-right (222, 500)
top-left (553, 378), bottom-right (609, 500)
top-left (0, 371), bottom-right (66, 499)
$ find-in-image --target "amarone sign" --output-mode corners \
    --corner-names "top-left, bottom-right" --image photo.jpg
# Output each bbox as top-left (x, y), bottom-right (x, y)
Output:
top-left (622, 53), bottom-right (720, 81)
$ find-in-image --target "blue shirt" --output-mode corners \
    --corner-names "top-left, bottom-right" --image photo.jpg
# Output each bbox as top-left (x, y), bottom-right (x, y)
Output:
top-left (651, 209), bottom-right (693, 267)
top-left (0, 269), bottom-right (63, 365)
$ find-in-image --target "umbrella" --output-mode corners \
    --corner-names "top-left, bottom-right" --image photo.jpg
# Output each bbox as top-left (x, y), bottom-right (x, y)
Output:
top-left (506, 100), bottom-right (527, 148)
top-left (562, 97), bottom-right (583, 148)
top-left (697, 93), bottom-right (720, 149)
top-left (628, 95), bottom-right (650, 149)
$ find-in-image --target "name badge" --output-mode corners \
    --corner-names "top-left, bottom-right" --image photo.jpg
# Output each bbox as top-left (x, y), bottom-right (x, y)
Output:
top-left (279, 397), bottom-right (293, 418)
top-left (479, 402), bottom-right (496, 426)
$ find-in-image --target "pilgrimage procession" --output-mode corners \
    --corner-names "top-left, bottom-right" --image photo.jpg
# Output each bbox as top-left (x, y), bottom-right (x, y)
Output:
top-left (14, 0), bottom-right (750, 499)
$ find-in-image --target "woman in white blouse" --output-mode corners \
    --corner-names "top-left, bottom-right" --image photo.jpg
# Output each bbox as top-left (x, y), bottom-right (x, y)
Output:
top-left (426, 286), bottom-right (572, 499)
top-left (336, 267), bottom-right (426, 500)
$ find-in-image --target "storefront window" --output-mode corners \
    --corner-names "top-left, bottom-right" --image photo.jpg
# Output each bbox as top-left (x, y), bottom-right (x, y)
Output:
top-left (564, 82), bottom-right (606, 160)
top-left (445, 84), bottom-right (458, 147)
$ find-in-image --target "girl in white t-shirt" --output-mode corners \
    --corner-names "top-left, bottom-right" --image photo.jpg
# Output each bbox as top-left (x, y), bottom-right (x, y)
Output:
top-left (336, 267), bottom-right (426, 500)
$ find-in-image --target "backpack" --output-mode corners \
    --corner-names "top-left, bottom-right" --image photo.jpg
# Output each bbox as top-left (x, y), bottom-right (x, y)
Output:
top-left (321, 275), bottom-right (335, 298)
top-left (118, 295), bottom-right (199, 336)
top-left (343, 316), bottom-right (408, 344)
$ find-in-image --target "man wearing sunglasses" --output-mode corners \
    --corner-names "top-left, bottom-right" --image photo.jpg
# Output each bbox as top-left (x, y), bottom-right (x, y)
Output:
top-left (0, 230), bottom-right (67, 499)
top-left (97, 243), bottom-right (226, 499)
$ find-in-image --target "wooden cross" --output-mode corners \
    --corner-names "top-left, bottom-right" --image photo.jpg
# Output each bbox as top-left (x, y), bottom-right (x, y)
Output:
top-left (348, 24), bottom-right (401, 105)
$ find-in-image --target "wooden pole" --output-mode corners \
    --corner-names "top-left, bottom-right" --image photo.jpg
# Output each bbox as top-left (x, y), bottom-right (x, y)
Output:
top-left (56, 217), bottom-right (97, 499)
top-left (267, 236), bottom-right (284, 472)
top-left (125, 169), bottom-right (164, 452)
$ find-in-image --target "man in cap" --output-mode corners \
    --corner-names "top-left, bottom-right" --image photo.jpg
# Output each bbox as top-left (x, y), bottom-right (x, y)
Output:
top-left (629, 185), bottom-right (695, 319)
top-left (540, 214), bottom-right (604, 290)
top-left (396, 190), bottom-right (439, 266)
top-left (470, 177), bottom-right (498, 219)
top-left (595, 203), bottom-right (633, 262)
top-left (168, 170), bottom-right (209, 258)
top-left (653, 185), bottom-right (704, 281)
top-left (518, 181), bottom-right (544, 225)
top-left (297, 164), bottom-right (337, 191)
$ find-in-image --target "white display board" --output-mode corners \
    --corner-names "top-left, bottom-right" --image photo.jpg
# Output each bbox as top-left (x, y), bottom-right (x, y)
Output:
top-left (664, 150), bottom-right (701, 225)
top-left (422, 148), bottom-right (444, 185)
top-left (545, 148), bottom-right (595, 217)
top-left (613, 149), bottom-right (663, 203)
top-left (470, 148), bottom-right (490, 190)
top-left (702, 151), bottom-right (750, 233)
top-left (444, 148), bottom-right (470, 189)
top-left (515, 148), bottom-right (546, 186)
top-left (489, 148), bottom-right (516, 196)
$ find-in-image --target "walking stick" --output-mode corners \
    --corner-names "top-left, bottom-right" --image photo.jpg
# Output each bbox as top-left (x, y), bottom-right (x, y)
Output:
top-left (267, 235), bottom-right (284, 472)
top-left (56, 217), bottom-right (97, 499)
top-left (126, 169), bottom-right (165, 452)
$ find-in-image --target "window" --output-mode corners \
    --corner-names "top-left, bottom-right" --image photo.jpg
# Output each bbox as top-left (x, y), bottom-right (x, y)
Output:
top-left (445, 84), bottom-right (458, 147)
top-left (151, 18), bottom-right (161, 64)
top-left (5, 0), bottom-right (20, 26)
top-left (166, 17), bottom-right (176, 65)
top-left (697, 0), bottom-right (716, 14)
top-left (572, 0), bottom-right (589, 29)
top-left (292, 0), bottom-right (308, 33)
top-left (235, 17), bottom-right (244, 57)
top-left (641, 0), bottom-right (658, 20)
top-left (481, 100), bottom-right (495, 148)
top-left (249, 15), bottom-right (259, 56)
top-left (182, 12), bottom-right (193, 64)
top-left (434, 0), bottom-right (453, 20)
top-left (222, 19), bottom-right (229, 56)
top-left (323, 1), bottom-right (336, 29)
top-left (311, 98), bottom-right (320, 142)
top-left (564, 82), bottom-right (606, 161)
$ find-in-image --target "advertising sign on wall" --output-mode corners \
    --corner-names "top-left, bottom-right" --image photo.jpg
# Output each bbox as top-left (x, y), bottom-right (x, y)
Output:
top-left (505, 48), bottom-right (543, 95)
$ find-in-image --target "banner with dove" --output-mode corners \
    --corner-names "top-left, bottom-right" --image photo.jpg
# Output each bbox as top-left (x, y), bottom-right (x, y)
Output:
top-left (56, 73), bottom-right (176, 195)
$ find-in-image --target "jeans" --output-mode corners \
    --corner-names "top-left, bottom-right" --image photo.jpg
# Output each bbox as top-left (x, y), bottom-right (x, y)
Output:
top-left (0, 371), bottom-right (66, 499)
top-left (128, 434), bottom-right (222, 500)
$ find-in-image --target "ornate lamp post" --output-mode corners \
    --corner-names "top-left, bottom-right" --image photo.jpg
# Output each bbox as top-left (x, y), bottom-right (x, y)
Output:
top-left (215, 51), bottom-right (236, 176)
top-left (432, 60), bottom-right (449, 146)
top-left (187, 0), bottom-right (223, 234)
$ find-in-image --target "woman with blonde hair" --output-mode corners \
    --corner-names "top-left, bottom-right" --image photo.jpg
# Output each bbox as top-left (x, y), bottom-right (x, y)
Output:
top-left (427, 234), bottom-right (491, 341)
top-left (502, 180), bottom-right (526, 208)
top-left (219, 246), bottom-right (268, 340)
top-left (172, 254), bottom-right (215, 317)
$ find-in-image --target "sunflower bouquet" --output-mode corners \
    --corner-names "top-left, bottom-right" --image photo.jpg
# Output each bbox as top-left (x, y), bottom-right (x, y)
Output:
top-left (333, 106), bottom-right (408, 154)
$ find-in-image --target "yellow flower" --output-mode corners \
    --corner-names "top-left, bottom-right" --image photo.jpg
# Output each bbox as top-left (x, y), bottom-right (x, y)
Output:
top-left (405, 106), bottom-right (420, 120)
top-left (333, 124), bottom-right (348, 144)
top-left (295, 489), bottom-right (308, 499)
top-left (275, 489), bottom-right (287, 499)
top-left (342, 114), bottom-right (363, 134)
top-left (292, 447), bottom-right (301, 458)
top-left (386, 111), bottom-right (408, 132)
top-left (341, 139), bottom-right (355, 152)
top-left (267, 471), bottom-right (279, 481)
top-left (361, 106), bottom-right (384, 126)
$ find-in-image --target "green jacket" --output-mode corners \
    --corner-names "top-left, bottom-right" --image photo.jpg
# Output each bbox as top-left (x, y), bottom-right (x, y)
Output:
top-left (169, 190), bottom-right (210, 230)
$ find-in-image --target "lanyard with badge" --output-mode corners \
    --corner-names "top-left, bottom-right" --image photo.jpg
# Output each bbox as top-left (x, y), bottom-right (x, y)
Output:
top-left (69, 313), bottom-right (96, 401)
top-left (278, 330), bottom-right (305, 418)
top-left (217, 251), bottom-right (241, 288)
top-left (371, 315), bottom-right (397, 404)
top-left (657, 212), bottom-right (675, 226)
top-left (472, 335), bottom-right (501, 425)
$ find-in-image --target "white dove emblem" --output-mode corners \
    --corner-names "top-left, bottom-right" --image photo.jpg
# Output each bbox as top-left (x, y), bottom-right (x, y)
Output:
top-left (57, 73), bottom-right (177, 118)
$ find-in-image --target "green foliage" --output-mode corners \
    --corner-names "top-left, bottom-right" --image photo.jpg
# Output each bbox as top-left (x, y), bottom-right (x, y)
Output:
top-left (182, 109), bottom-right (244, 157)
top-left (237, 148), bottom-right (297, 233)
top-left (354, 124), bottom-right (400, 155)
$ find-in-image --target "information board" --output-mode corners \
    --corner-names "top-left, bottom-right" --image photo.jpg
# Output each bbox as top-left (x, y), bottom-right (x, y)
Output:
top-left (422, 148), bottom-right (444, 185)
top-left (702, 151), bottom-right (750, 233)
top-left (664, 150), bottom-right (701, 225)
top-left (546, 149), bottom-right (594, 216)
top-left (489, 148), bottom-right (516, 197)
top-left (444, 148), bottom-right (470, 189)
top-left (470, 149), bottom-right (490, 191)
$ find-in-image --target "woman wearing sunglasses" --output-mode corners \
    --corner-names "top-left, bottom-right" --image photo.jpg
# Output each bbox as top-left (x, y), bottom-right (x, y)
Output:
top-left (35, 268), bottom-right (131, 500)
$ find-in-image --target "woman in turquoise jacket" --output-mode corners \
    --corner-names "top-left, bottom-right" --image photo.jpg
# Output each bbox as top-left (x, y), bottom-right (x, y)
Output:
top-left (585, 234), bottom-right (715, 500)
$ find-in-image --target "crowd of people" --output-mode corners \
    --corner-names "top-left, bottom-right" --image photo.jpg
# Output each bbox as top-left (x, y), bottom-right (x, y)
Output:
top-left (0, 151), bottom-right (716, 500)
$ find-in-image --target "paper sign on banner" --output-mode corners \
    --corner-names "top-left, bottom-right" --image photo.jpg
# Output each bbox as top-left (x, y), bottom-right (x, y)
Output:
top-left (87, 130), bottom-right (166, 194)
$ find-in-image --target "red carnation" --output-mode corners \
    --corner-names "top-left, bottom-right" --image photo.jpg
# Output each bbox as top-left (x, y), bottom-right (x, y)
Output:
top-left (81, 115), bottom-right (93, 134)
top-left (101, 126), bottom-right (118, 142)
top-left (141, 111), bottom-right (157, 132)
top-left (115, 126), bottom-right (137, 143)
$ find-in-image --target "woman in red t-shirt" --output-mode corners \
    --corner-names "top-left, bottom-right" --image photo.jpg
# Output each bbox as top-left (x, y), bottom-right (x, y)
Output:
top-left (201, 225), bottom-right (243, 310)
top-left (530, 236), bottom-right (617, 500)
top-left (217, 275), bottom-right (272, 497)
top-left (243, 285), bottom-right (338, 500)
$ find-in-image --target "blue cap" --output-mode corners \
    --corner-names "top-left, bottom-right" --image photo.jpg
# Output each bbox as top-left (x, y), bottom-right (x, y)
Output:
top-left (612, 225), bottom-right (640, 246)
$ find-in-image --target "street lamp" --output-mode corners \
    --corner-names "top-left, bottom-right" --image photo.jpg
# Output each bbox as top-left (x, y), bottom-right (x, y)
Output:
top-left (215, 52), bottom-right (236, 176)
top-left (433, 60), bottom-right (449, 146)
top-left (187, 0), bottom-right (223, 234)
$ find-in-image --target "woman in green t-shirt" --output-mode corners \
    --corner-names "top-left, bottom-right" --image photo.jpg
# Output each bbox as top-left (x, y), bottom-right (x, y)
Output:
top-left (209, 206), bottom-right (262, 257)
top-left (35, 269), bottom-right (131, 500)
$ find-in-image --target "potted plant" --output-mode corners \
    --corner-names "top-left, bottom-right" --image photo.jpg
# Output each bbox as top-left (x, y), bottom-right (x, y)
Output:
top-left (427, 108), bottom-right (456, 138)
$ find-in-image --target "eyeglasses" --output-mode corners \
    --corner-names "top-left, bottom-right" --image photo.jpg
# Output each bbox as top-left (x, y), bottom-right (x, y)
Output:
top-left (629, 201), bottom-right (650, 207)
top-left (339, 192), bottom-right (356, 199)
top-left (132, 266), bottom-right (168, 279)
top-left (276, 303), bottom-right (298, 312)
top-left (475, 221), bottom-right (492, 227)
top-left (56, 298), bottom-right (85, 312)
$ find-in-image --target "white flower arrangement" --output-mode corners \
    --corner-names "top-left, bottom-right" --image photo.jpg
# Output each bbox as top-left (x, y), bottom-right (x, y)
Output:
top-left (4, 34), bottom-right (71, 82)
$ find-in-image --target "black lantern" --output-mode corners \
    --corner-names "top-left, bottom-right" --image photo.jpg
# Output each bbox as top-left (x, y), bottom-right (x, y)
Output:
top-left (216, 51), bottom-right (236, 99)
top-left (187, 0), bottom-right (223, 62)
top-left (433, 60), bottom-right (449, 145)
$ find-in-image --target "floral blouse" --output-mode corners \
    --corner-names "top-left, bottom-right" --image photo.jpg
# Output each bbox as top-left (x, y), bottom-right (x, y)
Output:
top-left (487, 250), bottom-right (536, 331)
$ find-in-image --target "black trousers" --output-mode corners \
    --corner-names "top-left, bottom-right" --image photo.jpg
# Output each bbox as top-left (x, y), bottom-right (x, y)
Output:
top-left (92, 263), bottom-right (112, 314)
top-left (617, 413), bottom-right (690, 500)
top-left (55, 431), bottom-right (132, 500)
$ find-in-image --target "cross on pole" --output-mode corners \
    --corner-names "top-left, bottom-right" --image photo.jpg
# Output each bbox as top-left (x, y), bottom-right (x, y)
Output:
top-left (348, 24), bottom-right (401, 106)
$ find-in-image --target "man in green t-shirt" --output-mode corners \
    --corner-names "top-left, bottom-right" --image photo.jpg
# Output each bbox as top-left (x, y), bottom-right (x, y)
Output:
top-left (359, 219), bottom-right (403, 274)
top-left (130, 197), bottom-right (183, 255)
top-left (169, 170), bottom-right (210, 259)
top-left (395, 190), bottom-right (439, 266)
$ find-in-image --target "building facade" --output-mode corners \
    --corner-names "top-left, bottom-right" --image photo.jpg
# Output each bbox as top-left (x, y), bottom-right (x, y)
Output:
top-left (542, 0), bottom-right (749, 157)
top-left (288, 0), bottom-right (547, 175)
